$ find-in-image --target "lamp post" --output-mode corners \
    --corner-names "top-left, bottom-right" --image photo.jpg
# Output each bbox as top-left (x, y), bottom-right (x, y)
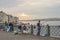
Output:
top-left (8, 15), bottom-right (9, 24)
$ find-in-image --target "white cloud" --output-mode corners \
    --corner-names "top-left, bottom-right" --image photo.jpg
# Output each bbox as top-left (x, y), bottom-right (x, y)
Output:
top-left (0, 0), bottom-right (60, 19)
top-left (17, 0), bottom-right (60, 7)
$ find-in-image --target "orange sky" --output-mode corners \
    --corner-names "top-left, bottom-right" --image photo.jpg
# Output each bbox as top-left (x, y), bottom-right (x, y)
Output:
top-left (18, 13), bottom-right (33, 20)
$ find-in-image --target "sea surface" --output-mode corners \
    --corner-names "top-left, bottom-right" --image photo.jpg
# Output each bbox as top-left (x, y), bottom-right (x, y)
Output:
top-left (19, 21), bottom-right (60, 26)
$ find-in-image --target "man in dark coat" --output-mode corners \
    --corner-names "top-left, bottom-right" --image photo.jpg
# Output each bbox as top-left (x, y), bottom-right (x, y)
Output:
top-left (9, 23), bottom-right (14, 32)
top-left (37, 20), bottom-right (41, 36)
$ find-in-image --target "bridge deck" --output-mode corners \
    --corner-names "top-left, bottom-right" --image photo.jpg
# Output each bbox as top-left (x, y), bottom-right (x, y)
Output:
top-left (0, 31), bottom-right (60, 40)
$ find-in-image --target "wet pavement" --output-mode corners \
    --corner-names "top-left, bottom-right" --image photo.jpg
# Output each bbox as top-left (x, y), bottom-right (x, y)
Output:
top-left (0, 31), bottom-right (60, 40)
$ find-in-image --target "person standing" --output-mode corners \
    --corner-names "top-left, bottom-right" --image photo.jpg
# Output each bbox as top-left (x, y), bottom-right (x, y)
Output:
top-left (37, 20), bottom-right (41, 36)
top-left (9, 23), bottom-right (14, 32)
top-left (23, 24), bottom-right (26, 31)
top-left (18, 25), bottom-right (22, 31)
top-left (47, 24), bottom-right (50, 36)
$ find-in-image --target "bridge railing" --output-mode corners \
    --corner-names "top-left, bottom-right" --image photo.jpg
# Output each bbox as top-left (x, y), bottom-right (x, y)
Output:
top-left (0, 23), bottom-right (60, 38)
top-left (0, 22), bottom-right (5, 29)
top-left (33, 25), bottom-right (60, 38)
top-left (49, 26), bottom-right (60, 38)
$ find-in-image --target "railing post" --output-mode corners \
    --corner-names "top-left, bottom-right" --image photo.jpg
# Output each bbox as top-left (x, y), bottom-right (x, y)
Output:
top-left (31, 25), bottom-right (33, 35)
top-left (47, 25), bottom-right (50, 36)
top-left (48, 26), bottom-right (50, 36)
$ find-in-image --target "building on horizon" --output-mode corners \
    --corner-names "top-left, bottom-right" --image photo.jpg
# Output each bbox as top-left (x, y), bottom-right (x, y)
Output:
top-left (0, 11), bottom-right (8, 23)
top-left (0, 11), bottom-right (19, 24)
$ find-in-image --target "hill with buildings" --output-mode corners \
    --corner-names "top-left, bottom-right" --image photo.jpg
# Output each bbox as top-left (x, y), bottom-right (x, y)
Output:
top-left (34, 18), bottom-right (60, 21)
top-left (19, 18), bottom-right (60, 21)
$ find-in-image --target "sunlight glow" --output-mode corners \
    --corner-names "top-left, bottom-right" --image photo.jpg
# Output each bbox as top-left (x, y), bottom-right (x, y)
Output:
top-left (20, 13), bottom-right (28, 17)
top-left (19, 13), bottom-right (33, 20)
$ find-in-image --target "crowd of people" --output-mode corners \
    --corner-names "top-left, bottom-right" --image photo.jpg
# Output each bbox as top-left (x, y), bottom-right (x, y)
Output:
top-left (5, 22), bottom-right (14, 32)
top-left (17, 20), bottom-right (41, 35)
top-left (4, 20), bottom-right (49, 36)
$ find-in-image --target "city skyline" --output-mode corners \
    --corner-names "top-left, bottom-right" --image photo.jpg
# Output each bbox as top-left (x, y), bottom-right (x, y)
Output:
top-left (0, 0), bottom-right (60, 19)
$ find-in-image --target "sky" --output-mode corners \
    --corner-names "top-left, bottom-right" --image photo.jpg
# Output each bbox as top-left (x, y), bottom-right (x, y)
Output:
top-left (0, 0), bottom-right (60, 19)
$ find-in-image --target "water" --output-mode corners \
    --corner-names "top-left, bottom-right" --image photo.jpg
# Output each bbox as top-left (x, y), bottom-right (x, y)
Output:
top-left (19, 21), bottom-right (60, 26)
top-left (41, 21), bottom-right (60, 26)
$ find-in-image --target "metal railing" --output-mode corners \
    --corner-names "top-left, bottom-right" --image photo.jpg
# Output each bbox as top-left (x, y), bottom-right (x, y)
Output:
top-left (33, 25), bottom-right (60, 38)
top-left (0, 23), bottom-right (60, 38)
top-left (0, 22), bottom-right (5, 29)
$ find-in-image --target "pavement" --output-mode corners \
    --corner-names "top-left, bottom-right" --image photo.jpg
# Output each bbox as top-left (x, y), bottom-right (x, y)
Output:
top-left (0, 31), bottom-right (60, 40)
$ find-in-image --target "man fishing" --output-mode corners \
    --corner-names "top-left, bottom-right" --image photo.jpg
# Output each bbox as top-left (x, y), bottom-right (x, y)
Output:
top-left (37, 20), bottom-right (41, 36)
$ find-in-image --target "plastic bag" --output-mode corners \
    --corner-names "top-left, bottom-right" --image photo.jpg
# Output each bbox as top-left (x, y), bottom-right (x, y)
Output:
top-left (7, 26), bottom-right (10, 32)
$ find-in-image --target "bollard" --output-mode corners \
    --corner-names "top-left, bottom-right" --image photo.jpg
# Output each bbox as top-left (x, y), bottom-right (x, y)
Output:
top-left (31, 24), bottom-right (33, 35)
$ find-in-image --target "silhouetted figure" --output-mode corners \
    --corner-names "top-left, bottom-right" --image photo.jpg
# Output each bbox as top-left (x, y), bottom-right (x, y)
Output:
top-left (47, 24), bottom-right (50, 36)
top-left (9, 23), bottom-right (14, 32)
top-left (37, 20), bottom-right (41, 36)
top-left (23, 25), bottom-right (26, 31)
top-left (18, 25), bottom-right (22, 31)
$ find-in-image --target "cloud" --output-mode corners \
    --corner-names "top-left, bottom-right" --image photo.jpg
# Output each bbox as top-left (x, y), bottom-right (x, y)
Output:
top-left (17, 0), bottom-right (60, 7)
top-left (0, 0), bottom-right (60, 19)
